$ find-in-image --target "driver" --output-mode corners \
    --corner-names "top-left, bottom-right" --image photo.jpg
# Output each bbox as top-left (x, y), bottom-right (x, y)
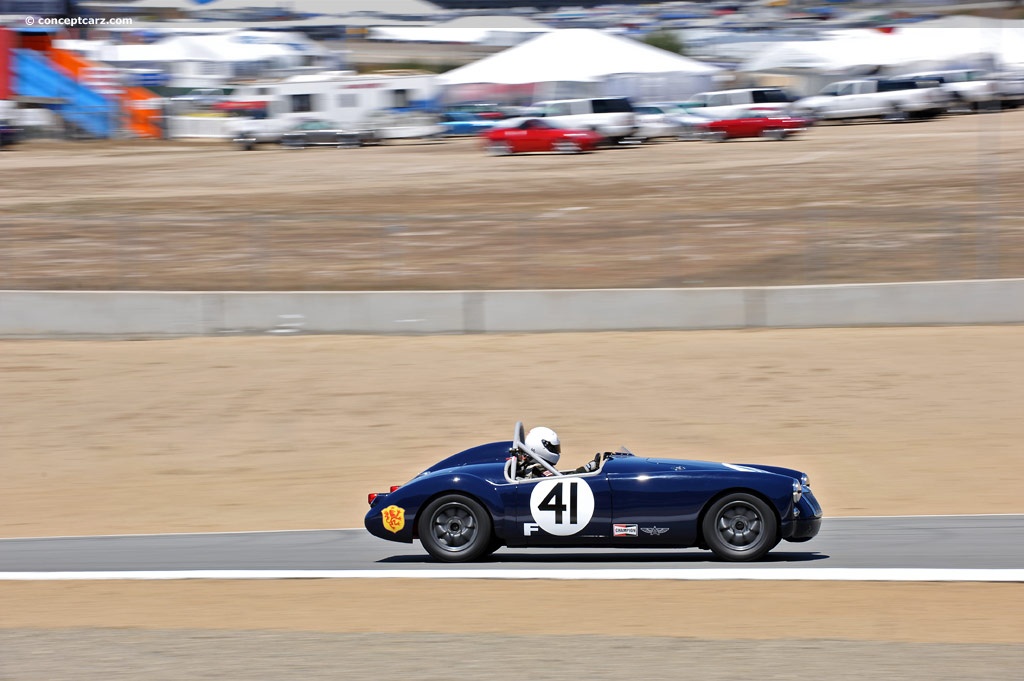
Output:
top-left (518, 426), bottom-right (603, 478)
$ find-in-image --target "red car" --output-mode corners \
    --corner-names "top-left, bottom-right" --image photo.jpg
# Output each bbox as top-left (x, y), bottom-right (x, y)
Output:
top-left (483, 118), bottom-right (604, 155)
top-left (698, 107), bottom-right (811, 142)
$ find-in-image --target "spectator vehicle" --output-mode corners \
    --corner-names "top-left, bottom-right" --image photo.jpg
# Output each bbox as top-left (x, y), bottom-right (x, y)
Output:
top-left (688, 87), bottom-right (795, 119)
top-left (238, 118), bottom-right (375, 150)
top-left (533, 97), bottom-right (638, 143)
top-left (446, 102), bottom-right (509, 120)
top-left (632, 104), bottom-right (687, 141)
top-left (482, 118), bottom-right (603, 155)
top-left (792, 78), bottom-right (948, 122)
top-left (365, 422), bottom-right (822, 562)
top-left (897, 68), bottom-right (1007, 111)
top-left (438, 111), bottom-right (497, 136)
top-left (170, 88), bottom-right (228, 110)
top-left (358, 110), bottom-right (446, 141)
top-left (697, 107), bottom-right (811, 141)
top-left (0, 119), bottom-right (22, 148)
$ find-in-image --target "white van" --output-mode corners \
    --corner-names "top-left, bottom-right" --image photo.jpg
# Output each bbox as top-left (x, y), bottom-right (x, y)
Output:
top-left (533, 97), bottom-right (637, 142)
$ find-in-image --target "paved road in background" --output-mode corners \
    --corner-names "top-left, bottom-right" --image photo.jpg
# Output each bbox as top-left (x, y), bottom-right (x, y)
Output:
top-left (1, 515), bottom-right (1022, 572)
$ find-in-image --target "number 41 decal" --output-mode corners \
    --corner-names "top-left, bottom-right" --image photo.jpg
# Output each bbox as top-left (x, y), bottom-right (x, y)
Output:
top-left (528, 478), bottom-right (596, 537)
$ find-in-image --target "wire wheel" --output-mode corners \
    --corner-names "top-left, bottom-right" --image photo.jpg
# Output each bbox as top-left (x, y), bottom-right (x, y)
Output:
top-left (702, 493), bottom-right (777, 561)
top-left (418, 495), bottom-right (493, 562)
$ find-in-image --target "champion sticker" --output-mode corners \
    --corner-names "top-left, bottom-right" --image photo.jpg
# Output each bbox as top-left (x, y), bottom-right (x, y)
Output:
top-left (613, 523), bottom-right (638, 537)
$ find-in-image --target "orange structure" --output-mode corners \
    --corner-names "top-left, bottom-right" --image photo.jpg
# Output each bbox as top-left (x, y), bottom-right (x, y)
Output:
top-left (49, 46), bottom-right (164, 138)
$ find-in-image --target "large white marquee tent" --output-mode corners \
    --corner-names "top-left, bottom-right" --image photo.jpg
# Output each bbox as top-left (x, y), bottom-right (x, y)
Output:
top-left (438, 28), bottom-right (724, 105)
top-left (740, 18), bottom-right (1024, 95)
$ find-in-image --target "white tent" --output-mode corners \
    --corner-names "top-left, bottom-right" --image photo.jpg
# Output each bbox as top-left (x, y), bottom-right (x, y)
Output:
top-left (438, 28), bottom-right (723, 104)
top-left (741, 19), bottom-right (1024, 83)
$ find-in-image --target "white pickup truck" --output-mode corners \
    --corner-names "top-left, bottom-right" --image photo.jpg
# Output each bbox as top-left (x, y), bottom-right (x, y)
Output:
top-left (792, 78), bottom-right (949, 122)
top-left (902, 69), bottom-right (1024, 112)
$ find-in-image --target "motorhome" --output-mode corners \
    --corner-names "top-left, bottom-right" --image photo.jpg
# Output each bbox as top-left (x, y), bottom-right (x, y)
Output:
top-left (228, 70), bottom-right (441, 127)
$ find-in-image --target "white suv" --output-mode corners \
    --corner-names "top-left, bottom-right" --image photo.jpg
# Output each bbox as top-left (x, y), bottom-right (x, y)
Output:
top-left (688, 87), bottom-right (795, 119)
top-left (533, 97), bottom-right (637, 143)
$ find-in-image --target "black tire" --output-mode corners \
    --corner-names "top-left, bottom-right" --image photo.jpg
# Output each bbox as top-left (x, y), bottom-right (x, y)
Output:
top-left (885, 105), bottom-right (908, 123)
top-left (553, 139), bottom-right (582, 154)
top-left (486, 140), bottom-right (512, 156)
top-left (418, 494), bottom-right (493, 563)
top-left (701, 492), bottom-right (778, 562)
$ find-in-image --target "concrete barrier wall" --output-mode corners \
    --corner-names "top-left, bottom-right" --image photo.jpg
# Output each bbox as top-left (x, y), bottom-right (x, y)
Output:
top-left (1, 279), bottom-right (1022, 338)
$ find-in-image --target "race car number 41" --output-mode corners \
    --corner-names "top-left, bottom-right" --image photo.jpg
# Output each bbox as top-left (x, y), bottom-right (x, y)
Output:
top-left (529, 478), bottom-right (595, 536)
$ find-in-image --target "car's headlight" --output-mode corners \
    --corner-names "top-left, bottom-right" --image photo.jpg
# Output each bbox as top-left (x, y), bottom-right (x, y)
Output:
top-left (792, 480), bottom-right (803, 503)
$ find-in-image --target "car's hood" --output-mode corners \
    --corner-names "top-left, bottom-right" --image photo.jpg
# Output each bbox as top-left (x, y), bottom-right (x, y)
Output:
top-left (643, 457), bottom-right (803, 480)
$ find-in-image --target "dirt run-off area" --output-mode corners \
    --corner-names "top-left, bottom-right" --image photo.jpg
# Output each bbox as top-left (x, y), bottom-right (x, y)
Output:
top-left (1, 111), bottom-right (1023, 291)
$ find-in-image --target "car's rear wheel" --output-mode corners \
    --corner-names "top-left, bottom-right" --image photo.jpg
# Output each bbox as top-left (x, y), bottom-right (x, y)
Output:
top-left (702, 492), bottom-right (778, 562)
top-left (762, 128), bottom-right (787, 141)
top-left (486, 140), bottom-right (512, 156)
top-left (418, 494), bottom-right (494, 562)
top-left (706, 130), bottom-right (728, 142)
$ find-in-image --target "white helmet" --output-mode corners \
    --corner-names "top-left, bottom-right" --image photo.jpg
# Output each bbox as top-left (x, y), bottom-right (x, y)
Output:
top-left (525, 426), bottom-right (561, 465)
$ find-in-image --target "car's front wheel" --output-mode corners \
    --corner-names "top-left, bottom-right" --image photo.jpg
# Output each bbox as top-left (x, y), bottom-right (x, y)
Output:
top-left (486, 140), bottom-right (513, 156)
top-left (418, 494), bottom-right (494, 562)
top-left (702, 492), bottom-right (778, 561)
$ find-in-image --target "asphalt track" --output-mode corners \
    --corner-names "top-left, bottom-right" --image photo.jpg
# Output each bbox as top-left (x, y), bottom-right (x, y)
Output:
top-left (1, 515), bottom-right (1022, 579)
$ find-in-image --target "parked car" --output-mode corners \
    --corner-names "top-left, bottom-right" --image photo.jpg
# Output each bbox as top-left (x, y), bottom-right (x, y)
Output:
top-left (170, 88), bottom-right (228, 109)
top-left (791, 78), bottom-right (948, 122)
top-left (533, 96), bottom-right (638, 144)
top-left (688, 87), bottom-right (796, 119)
top-left (446, 102), bottom-right (509, 120)
top-left (482, 118), bottom-right (604, 155)
top-left (0, 119), bottom-right (22, 148)
top-left (697, 107), bottom-right (811, 141)
top-left (632, 104), bottom-right (687, 141)
top-left (365, 421), bottom-right (822, 563)
top-left (359, 110), bottom-right (446, 142)
top-left (438, 111), bottom-right (497, 136)
top-left (275, 119), bottom-right (375, 150)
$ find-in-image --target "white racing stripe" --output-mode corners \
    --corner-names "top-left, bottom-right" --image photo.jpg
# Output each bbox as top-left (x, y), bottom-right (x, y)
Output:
top-left (1, 569), bottom-right (1022, 582)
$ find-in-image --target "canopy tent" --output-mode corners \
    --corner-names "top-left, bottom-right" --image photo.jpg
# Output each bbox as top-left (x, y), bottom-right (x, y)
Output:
top-left (741, 19), bottom-right (1024, 85)
top-left (83, 30), bottom-right (330, 65)
top-left (438, 28), bottom-right (724, 104)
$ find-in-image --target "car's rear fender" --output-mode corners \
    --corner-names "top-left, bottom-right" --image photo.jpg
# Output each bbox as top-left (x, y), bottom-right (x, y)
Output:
top-left (396, 473), bottom-right (511, 541)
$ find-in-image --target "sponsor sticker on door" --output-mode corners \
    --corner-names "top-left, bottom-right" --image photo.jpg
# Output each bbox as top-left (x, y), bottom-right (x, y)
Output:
top-left (613, 523), bottom-right (638, 537)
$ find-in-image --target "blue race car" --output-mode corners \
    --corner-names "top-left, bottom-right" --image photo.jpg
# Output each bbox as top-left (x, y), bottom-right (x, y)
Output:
top-left (365, 422), bottom-right (822, 562)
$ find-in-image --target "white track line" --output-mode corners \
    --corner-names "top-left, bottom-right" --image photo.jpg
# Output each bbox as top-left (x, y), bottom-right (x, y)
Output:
top-left (1, 569), bottom-right (1022, 582)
